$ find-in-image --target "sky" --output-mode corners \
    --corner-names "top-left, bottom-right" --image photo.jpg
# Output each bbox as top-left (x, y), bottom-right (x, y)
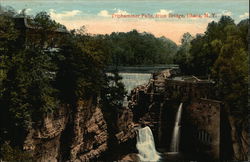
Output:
top-left (0, 0), bottom-right (248, 44)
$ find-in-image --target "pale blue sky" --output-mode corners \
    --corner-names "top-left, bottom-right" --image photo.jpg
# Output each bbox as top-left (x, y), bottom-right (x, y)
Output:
top-left (1, 0), bottom-right (248, 43)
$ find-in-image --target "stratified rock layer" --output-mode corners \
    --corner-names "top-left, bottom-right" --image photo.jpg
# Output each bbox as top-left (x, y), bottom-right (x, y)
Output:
top-left (23, 98), bottom-right (135, 162)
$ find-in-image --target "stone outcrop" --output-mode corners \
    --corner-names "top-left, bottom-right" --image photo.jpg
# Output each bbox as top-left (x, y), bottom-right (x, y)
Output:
top-left (22, 97), bottom-right (136, 162)
top-left (128, 69), bottom-right (248, 161)
top-left (69, 99), bottom-right (108, 162)
top-left (98, 107), bottom-right (137, 161)
top-left (23, 105), bottom-right (69, 162)
top-left (229, 116), bottom-right (248, 161)
top-left (18, 68), bottom-right (248, 161)
top-left (115, 108), bottom-right (136, 144)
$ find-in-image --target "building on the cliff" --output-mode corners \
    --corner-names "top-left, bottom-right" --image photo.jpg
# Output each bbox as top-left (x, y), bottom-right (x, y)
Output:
top-left (13, 17), bottom-right (68, 50)
top-left (12, 17), bottom-right (69, 79)
top-left (129, 69), bottom-right (231, 160)
top-left (165, 75), bottom-right (215, 101)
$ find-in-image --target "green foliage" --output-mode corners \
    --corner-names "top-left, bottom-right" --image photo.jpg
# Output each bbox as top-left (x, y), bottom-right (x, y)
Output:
top-left (100, 69), bottom-right (127, 134)
top-left (173, 16), bottom-right (249, 120)
top-left (173, 32), bottom-right (193, 73)
top-left (101, 69), bottom-right (127, 110)
top-left (105, 30), bottom-right (177, 66)
top-left (211, 22), bottom-right (248, 116)
top-left (55, 34), bottom-right (109, 103)
top-left (33, 12), bottom-right (61, 29)
top-left (0, 6), bottom-right (113, 154)
top-left (0, 8), bottom-right (63, 148)
top-left (0, 11), bottom-right (19, 95)
top-left (1, 4), bottom-right (247, 159)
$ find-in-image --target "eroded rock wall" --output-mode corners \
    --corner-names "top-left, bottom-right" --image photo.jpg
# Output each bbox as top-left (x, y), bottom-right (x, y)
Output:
top-left (23, 105), bottom-right (69, 162)
top-left (229, 116), bottom-right (248, 161)
top-left (22, 97), bottom-right (135, 162)
top-left (185, 99), bottom-right (221, 159)
top-left (69, 99), bottom-right (108, 162)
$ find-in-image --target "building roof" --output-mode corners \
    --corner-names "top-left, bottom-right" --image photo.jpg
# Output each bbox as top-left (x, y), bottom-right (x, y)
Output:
top-left (13, 17), bottom-right (68, 33)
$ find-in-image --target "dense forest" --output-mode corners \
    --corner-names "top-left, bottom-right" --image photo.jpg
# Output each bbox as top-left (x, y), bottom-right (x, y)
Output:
top-left (174, 16), bottom-right (249, 122)
top-left (0, 6), bottom-right (127, 160)
top-left (0, 5), bottom-right (248, 161)
top-left (104, 31), bottom-right (177, 65)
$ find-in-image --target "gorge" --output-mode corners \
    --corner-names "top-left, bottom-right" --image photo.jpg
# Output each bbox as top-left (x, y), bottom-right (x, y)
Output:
top-left (8, 67), bottom-right (247, 162)
top-left (0, 8), bottom-right (248, 162)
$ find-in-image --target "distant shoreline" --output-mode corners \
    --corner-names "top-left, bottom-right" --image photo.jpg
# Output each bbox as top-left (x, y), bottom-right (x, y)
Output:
top-left (106, 65), bottom-right (179, 73)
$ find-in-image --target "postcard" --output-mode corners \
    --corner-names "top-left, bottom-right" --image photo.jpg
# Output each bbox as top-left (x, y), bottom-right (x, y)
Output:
top-left (0, 0), bottom-right (248, 161)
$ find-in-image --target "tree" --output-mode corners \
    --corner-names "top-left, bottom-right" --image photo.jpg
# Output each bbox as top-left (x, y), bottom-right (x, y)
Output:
top-left (0, 11), bottom-right (62, 147)
top-left (211, 18), bottom-right (248, 117)
top-left (0, 9), bottom-right (19, 94)
top-left (101, 69), bottom-right (127, 111)
top-left (173, 32), bottom-right (193, 74)
top-left (105, 30), bottom-right (177, 66)
top-left (0, 6), bottom-right (128, 160)
top-left (100, 69), bottom-right (127, 141)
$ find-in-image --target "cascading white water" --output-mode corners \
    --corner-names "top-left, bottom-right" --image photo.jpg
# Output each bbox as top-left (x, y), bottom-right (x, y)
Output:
top-left (170, 103), bottom-right (183, 152)
top-left (136, 126), bottom-right (161, 162)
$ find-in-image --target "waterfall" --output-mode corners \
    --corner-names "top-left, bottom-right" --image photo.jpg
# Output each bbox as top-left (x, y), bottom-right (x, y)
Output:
top-left (136, 126), bottom-right (161, 161)
top-left (170, 103), bottom-right (183, 152)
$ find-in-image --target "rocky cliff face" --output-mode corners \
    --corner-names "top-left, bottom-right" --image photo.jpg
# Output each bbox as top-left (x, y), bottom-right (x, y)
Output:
top-left (20, 69), bottom-right (248, 161)
top-left (115, 108), bottom-right (136, 144)
top-left (22, 97), bottom-right (135, 162)
top-left (229, 116), bottom-right (248, 161)
top-left (128, 69), bottom-right (248, 161)
top-left (69, 99), bottom-right (108, 162)
top-left (23, 105), bottom-right (69, 162)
